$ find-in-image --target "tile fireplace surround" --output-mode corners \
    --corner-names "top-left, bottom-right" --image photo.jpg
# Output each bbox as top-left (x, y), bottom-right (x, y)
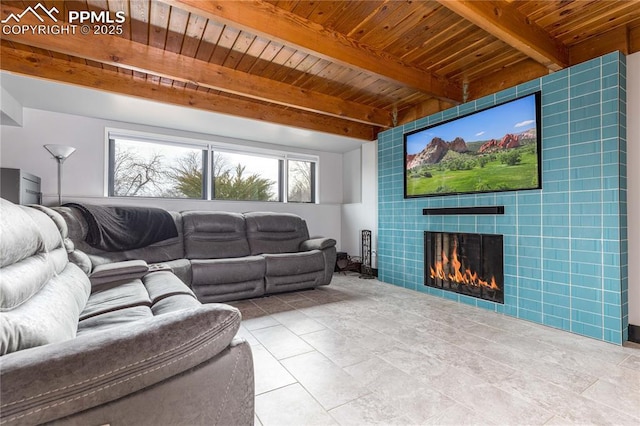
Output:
top-left (378, 52), bottom-right (628, 344)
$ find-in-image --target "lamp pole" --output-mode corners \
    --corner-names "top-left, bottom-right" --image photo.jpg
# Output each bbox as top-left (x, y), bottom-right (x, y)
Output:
top-left (43, 145), bottom-right (76, 206)
top-left (55, 156), bottom-right (63, 206)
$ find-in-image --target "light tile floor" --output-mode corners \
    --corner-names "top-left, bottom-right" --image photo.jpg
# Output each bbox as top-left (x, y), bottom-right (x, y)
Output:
top-left (227, 274), bottom-right (640, 425)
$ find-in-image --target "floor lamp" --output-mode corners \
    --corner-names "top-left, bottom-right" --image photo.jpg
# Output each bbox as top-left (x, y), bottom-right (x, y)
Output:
top-left (44, 144), bottom-right (76, 206)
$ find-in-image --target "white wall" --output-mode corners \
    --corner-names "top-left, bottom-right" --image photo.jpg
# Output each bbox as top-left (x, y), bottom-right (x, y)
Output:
top-left (0, 108), bottom-right (344, 248)
top-left (341, 141), bottom-right (378, 266)
top-left (627, 51), bottom-right (639, 327)
top-left (342, 148), bottom-right (362, 204)
top-left (1, 87), bottom-right (23, 126)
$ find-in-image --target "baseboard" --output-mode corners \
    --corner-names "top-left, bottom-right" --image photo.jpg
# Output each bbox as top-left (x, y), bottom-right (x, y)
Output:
top-left (629, 324), bottom-right (640, 343)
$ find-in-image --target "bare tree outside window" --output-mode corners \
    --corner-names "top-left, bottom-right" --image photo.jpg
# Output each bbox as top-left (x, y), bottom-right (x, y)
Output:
top-left (112, 140), bottom-right (204, 198)
top-left (288, 160), bottom-right (314, 203)
top-left (112, 145), bottom-right (168, 197)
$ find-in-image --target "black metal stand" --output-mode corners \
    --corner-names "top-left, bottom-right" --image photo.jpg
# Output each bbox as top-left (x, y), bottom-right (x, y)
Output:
top-left (359, 229), bottom-right (375, 279)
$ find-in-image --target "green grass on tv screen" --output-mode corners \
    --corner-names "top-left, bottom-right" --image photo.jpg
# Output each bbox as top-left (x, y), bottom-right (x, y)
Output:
top-left (405, 144), bottom-right (539, 196)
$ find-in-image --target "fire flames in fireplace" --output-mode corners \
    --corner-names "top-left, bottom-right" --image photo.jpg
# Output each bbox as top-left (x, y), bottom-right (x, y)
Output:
top-left (425, 231), bottom-right (503, 303)
top-left (429, 240), bottom-right (500, 291)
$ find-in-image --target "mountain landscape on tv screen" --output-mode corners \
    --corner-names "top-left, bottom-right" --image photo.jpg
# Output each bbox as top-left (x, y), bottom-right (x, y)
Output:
top-left (407, 128), bottom-right (536, 169)
top-left (405, 127), bottom-right (538, 196)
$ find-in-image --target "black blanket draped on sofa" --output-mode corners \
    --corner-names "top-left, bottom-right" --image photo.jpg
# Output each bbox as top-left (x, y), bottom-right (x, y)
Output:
top-left (64, 203), bottom-right (178, 252)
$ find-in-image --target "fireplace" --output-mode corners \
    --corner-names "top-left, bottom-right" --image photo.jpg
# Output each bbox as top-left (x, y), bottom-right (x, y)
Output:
top-left (424, 232), bottom-right (504, 304)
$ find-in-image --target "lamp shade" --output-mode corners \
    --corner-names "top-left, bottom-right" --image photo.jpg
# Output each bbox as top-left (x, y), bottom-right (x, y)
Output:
top-left (44, 144), bottom-right (76, 161)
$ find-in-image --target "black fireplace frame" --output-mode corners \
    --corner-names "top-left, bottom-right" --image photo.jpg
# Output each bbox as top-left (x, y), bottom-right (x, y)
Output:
top-left (424, 231), bottom-right (504, 304)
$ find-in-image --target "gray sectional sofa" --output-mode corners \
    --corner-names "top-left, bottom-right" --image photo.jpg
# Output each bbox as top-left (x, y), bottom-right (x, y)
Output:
top-left (0, 199), bottom-right (254, 425)
top-left (54, 207), bottom-right (337, 303)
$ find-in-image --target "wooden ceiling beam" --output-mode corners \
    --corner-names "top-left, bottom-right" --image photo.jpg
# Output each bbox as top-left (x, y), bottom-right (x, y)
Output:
top-left (397, 98), bottom-right (448, 126)
top-left (0, 45), bottom-right (377, 140)
top-left (161, 0), bottom-right (463, 103)
top-left (466, 59), bottom-right (549, 101)
top-left (0, 3), bottom-right (391, 128)
top-left (436, 0), bottom-right (569, 71)
top-left (396, 58), bottom-right (548, 123)
top-left (569, 24), bottom-right (633, 66)
top-left (632, 22), bottom-right (640, 53)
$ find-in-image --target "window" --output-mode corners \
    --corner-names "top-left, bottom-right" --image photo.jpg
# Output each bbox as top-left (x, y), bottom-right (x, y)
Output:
top-left (212, 151), bottom-right (280, 202)
top-left (110, 138), bottom-right (206, 198)
top-left (287, 160), bottom-right (315, 203)
top-left (107, 131), bottom-right (317, 203)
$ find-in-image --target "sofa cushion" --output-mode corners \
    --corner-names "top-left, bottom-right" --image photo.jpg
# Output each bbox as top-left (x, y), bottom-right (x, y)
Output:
top-left (0, 200), bottom-right (90, 355)
top-left (1, 264), bottom-right (90, 355)
top-left (245, 212), bottom-right (310, 255)
top-left (0, 201), bottom-right (42, 269)
top-left (191, 256), bottom-right (265, 302)
top-left (263, 250), bottom-right (325, 293)
top-left (80, 280), bottom-right (152, 321)
top-left (143, 270), bottom-right (197, 303)
top-left (191, 256), bottom-right (265, 285)
top-left (264, 250), bottom-right (325, 276)
top-left (151, 294), bottom-right (201, 315)
top-left (77, 270), bottom-right (200, 336)
top-left (77, 306), bottom-right (154, 335)
top-left (183, 211), bottom-right (250, 259)
top-left (143, 269), bottom-right (200, 314)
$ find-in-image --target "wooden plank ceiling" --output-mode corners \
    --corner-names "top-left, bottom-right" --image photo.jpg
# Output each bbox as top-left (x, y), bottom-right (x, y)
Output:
top-left (2, 0), bottom-right (639, 141)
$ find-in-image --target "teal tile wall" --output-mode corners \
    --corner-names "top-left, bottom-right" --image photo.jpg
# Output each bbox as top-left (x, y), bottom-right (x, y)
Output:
top-left (378, 52), bottom-right (628, 344)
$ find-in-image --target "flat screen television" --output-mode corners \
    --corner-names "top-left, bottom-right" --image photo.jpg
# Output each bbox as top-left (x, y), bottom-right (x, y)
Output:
top-left (404, 92), bottom-right (542, 198)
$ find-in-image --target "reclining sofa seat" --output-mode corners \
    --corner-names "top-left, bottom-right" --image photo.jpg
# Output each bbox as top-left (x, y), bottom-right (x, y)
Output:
top-left (184, 211), bottom-right (265, 303)
top-left (55, 206), bottom-right (337, 304)
top-left (246, 212), bottom-right (335, 294)
top-left (0, 200), bottom-right (254, 425)
top-left (184, 211), bottom-right (335, 302)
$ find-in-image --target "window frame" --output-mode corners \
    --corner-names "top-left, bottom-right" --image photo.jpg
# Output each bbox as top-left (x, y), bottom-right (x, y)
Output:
top-left (105, 128), bottom-right (319, 203)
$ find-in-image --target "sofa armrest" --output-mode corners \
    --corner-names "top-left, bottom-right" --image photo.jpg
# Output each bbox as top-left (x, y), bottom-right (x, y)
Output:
top-left (0, 304), bottom-right (242, 425)
top-left (89, 259), bottom-right (149, 286)
top-left (299, 237), bottom-right (336, 252)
